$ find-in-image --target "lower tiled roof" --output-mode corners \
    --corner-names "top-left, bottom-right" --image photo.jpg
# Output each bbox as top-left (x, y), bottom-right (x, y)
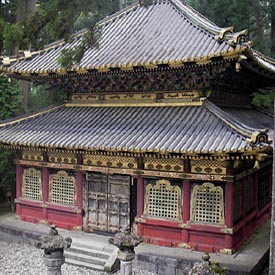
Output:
top-left (0, 101), bottom-right (272, 154)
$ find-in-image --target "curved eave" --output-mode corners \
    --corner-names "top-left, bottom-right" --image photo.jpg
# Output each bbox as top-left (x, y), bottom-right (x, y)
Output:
top-left (1, 141), bottom-right (271, 157)
top-left (0, 46), bottom-right (246, 78)
top-left (242, 49), bottom-right (275, 80)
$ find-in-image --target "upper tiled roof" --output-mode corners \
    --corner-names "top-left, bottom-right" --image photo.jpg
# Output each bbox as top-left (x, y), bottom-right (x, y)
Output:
top-left (0, 0), bottom-right (252, 76)
top-left (0, 100), bottom-right (272, 154)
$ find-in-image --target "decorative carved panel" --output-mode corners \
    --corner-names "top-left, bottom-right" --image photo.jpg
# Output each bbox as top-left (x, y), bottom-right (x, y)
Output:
top-left (190, 160), bottom-right (228, 175)
top-left (144, 157), bottom-right (184, 172)
top-left (191, 182), bottom-right (224, 224)
top-left (22, 150), bottom-right (43, 161)
top-left (48, 152), bottom-right (77, 164)
top-left (49, 171), bottom-right (76, 205)
top-left (144, 179), bottom-right (182, 221)
top-left (83, 155), bottom-right (137, 169)
top-left (22, 168), bottom-right (42, 201)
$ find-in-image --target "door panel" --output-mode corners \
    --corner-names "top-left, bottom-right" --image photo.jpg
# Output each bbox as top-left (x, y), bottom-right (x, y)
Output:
top-left (86, 173), bottom-right (130, 232)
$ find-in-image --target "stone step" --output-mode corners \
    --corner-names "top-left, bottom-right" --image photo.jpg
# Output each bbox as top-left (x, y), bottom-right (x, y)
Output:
top-left (65, 250), bottom-right (107, 266)
top-left (65, 258), bottom-right (105, 271)
top-left (68, 245), bottom-right (111, 259)
top-left (64, 244), bottom-right (119, 273)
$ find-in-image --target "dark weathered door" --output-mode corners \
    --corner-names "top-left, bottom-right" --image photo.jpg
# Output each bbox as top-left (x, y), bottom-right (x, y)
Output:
top-left (85, 173), bottom-right (130, 233)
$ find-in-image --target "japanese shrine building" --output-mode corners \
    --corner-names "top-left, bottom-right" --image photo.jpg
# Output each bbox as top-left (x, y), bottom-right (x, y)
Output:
top-left (0, 0), bottom-right (274, 254)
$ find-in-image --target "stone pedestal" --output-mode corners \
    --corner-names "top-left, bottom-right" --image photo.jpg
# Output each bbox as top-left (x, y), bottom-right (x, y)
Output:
top-left (109, 226), bottom-right (143, 275)
top-left (36, 225), bottom-right (72, 275)
top-left (118, 251), bottom-right (135, 275)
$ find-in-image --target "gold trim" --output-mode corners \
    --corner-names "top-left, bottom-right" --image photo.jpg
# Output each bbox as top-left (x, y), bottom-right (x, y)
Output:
top-left (73, 225), bottom-right (83, 231)
top-left (178, 243), bottom-right (191, 249)
top-left (221, 228), bottom-right (234, 234)
top-left (178, 223), bottom-right (190, 229)
top-left (219, 248), bottom-right (234, 255)
top-left (135, 217), bottom-right (146, 223)
top-left (65, 101), bottom-right (203, 107)
top-left (190, 182), bottom-right (225, 224)
top-left (144, 179), bottom-right (182, 220)
top-left (39, 219), bottom-right (48, 225)
top-left (0, 105), bottom-right (64, 128)
top-left (22, 168), bottom-right (43, 201)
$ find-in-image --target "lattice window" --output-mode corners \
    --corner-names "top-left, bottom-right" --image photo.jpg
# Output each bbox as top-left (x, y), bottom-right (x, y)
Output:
top-left (233, 180), bottom-right (242, 223)
top-left (22, 168), bottom-right (42, 201)
top-left (246, 175), bottom-right (254, 213)
top-left (49, 171), bottom-right (76, 205)
top-left (191, 182), bottom-right (224, 224)
top-left (258, 169), bottom-right (271, 209)
top-left (144, 179), bottom-right (182, 221)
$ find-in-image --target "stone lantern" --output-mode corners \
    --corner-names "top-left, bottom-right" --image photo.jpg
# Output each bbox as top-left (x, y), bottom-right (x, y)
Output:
top-left (36, 224), bottom-right (72, 275)
top-left (109, 226), bottom-right (143, 275)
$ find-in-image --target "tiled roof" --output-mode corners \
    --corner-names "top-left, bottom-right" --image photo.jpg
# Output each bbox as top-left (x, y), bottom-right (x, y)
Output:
top-left (0, 101), bottom-right (272, 154)
top-left (0, 0), bottom-right (249, 75)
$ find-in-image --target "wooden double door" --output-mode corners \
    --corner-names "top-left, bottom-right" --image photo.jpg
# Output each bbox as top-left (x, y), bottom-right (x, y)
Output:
top-left (84, 173), bottom-right (134, 233)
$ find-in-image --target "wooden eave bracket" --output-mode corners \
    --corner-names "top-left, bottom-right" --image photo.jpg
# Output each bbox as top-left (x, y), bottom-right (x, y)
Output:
top-left (228, 29), bottom-right (249, 47)
top-left (214, 26), bottom-right (234, 41)
top-left (246, 129), bottom-right (272, 147)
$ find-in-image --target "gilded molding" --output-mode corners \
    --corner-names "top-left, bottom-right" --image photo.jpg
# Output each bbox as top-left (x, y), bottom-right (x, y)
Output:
top-left (178, 223), bottom-right (190, 229)
top-left (219, 248), bottom-right (234, 255)
top-left (48, 152), bottom-right (77, 164)
top-left (83, 155), bottom-right (137, 169)
top-left (73, 226), bottom-right (83, 231)
top-left (144, 157), bottom-right (184, 172)
top-left (178, 243), bottom-right (191, 249)
top-left (190, 159), bottom-right (227, 175)
top-left (135, 217), bottom-right (146, 223)
top-left (22, 150), bottom-right (43, 162)
top-left (220, 228), bottom-right (234, 234)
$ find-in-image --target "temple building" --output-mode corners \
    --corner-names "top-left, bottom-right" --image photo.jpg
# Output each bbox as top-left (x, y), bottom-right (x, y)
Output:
top-left (0, 0), bottom-right (274, 254)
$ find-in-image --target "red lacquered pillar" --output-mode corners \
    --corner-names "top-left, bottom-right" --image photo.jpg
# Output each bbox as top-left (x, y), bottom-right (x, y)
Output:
top-left (76, 171), bottom-right (83, 228)
top-left (42, 167), bottom-right (49, 221)
top-left (136, 176), bottom-right (144, 236)
top-left (16, 164), bottom-right (23, 215)
top-left (182, 179), bottom-right (190, 243)
top-left (225, 181), bottom-right (234, 249)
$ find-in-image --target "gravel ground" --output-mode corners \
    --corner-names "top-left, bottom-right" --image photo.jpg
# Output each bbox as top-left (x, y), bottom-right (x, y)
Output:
top-left (0, 241), bottom-right (157, 275)
top-left (0, 240), bottom-right (269, 275)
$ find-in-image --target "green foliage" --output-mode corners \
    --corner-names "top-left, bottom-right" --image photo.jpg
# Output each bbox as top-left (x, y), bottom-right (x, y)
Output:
top-left (0, 77), bottom-right (21, 119)
top-left (0, 76), bottom-right (21, 202)
top-left (253, 89), bottom-right (275, 113)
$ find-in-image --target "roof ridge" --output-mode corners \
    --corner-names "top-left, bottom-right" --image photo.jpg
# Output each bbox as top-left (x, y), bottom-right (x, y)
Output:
top-left (203, 100), bottom-right (257, 138)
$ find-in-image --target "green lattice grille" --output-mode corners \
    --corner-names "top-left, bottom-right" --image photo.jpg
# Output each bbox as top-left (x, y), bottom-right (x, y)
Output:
top-left (22, 168), bottom-right (42, 201)
top-left (50, 172), bottom-right (76, 205)
top-left (193, 184), bottom-right (224, 224)
top-left (144, 180), bottom-right (182, 220)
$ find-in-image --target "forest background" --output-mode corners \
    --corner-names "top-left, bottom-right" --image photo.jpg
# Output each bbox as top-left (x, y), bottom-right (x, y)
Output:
top-left (0, 0), bottom-right (274, 200)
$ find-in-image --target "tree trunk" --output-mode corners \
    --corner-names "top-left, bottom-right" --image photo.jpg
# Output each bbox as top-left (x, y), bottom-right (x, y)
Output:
top-left (113, 0), bottom-right (122, 12)
top-left (271, 3), bottom-right (275, 57)
top-left (15, 0), bottom-right (37, 113)
top-left (270, 101), bottom-right (275, 275)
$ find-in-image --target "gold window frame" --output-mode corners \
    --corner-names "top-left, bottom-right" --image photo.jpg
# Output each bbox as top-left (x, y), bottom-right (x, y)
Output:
top-left (22, 168), bottom-right (42, 201)
top-left (144, 179), bottom-right (182, 221)
top-left (49, 171), bottom-right (76, 205)
top-left (190, 182), bottom-right (224, 225)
